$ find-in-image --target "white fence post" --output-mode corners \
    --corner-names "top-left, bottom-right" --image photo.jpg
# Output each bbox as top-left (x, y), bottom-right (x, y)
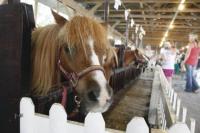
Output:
top-left (176, 99), bottom-right (181, 121)
top-left (49, 103), bottom-right (67, 133)
top-left (126, 117), bottom-right (149, 133)
top-left (172, 92), bottom-right (177, 111)
top-left (168, 123), bottom-right (190, 133)
top-left (20, 97), bottom-right (35, 133)
top-left (84, 112), bottom-right (105, 133)
top-left (170, 89), bottom-right (174, 104)
top-left (190, 118), bottom-right (196, 133)
top-left (182, 107), bottom-right (187, 123)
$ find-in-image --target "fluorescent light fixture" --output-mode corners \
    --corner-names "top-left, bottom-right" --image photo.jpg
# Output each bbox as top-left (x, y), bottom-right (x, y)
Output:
top-left (180, 0), bottom-right (185, 4)
top-left (159, 0), bottom-right (185, 47)
top-left (131, 18), bottom-right (135, 27)
top-left (125, 9), bottom-right (131, 21)
top-left (159, 41), bottom-right (163, 47)
top-left (161, 37), bottom-right (165, 43)
top-left (114, 0), bottom-right (121, 10)
top-left (169, 24), bottom-right (174, 29)
top-left (164, 32), bottom-right (168, 37)
top-left (178, 4), bottom-right (185, 11)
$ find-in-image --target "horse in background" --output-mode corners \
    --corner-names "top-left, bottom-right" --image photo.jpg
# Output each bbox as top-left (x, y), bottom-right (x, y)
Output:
top-left (31, 11), bottom-right (118, 114)
top-left (124, 49), bottom-right (148, 67)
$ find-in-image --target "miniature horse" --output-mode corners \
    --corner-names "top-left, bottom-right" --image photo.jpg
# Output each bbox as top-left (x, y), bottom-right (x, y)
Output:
top-left (31, 11), bottom-right (117, 114)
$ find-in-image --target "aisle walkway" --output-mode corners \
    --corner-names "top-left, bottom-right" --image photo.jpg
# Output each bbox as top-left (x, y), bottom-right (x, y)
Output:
top-left (172, 74), bottom-right (200, 133)
top-left (103, 72), bottom-right (153, 131)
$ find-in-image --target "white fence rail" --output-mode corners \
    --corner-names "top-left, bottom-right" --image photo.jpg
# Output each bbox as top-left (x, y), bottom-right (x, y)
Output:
top-left (20, 97), bottom-right (149, 133)
top-left (157, 66), bottom-right (196, 133)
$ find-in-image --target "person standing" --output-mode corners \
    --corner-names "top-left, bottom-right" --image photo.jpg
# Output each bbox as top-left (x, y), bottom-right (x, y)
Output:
top-left (160, 41), bottom-right (177, 86)
top-left (182, 33), bottom-right (200, 93)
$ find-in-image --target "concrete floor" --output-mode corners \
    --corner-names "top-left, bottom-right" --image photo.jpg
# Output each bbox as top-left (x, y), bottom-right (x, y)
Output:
top-left (172, 74), bottom-right (200, 133)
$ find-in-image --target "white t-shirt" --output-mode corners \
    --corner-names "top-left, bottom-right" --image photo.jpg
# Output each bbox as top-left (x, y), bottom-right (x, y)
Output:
top-left (160, 48), bottom-right (176, 69)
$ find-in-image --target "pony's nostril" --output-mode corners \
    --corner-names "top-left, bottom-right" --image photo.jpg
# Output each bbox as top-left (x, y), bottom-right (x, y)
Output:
top-left (88, 90), bottom-right (99, 101)
top-left (106, 98), bottom-right (112, 103)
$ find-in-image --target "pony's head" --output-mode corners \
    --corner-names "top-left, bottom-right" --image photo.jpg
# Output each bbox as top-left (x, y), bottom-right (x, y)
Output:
top-left (124, 50), bottom-right (138, 66)
top-left (31, 11), bottom-right (117, 113)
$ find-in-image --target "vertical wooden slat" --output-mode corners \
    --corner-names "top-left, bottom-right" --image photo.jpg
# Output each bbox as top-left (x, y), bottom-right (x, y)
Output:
top-left (20, 98), bottom-right (35, 133)
top-left (125, 18), bottom-right (129, 47)
top-left (104, 0), bottom-right (109, 23)
top-left (182, 107), bottom-right (187, 123)
top-left (49, 103), bottom-right (67, 133)
top-left (126, 117), bottom-right (149, 133)
top-left (84, 113), bottom-right (105, 133)
top-left (190, 118), bottom-right (196, 133)
top-left (176, 98), bottom-right (181, 120)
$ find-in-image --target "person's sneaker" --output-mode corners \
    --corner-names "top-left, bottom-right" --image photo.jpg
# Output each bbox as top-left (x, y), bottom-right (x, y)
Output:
top-left (193, 89), bottom-right (200, 93)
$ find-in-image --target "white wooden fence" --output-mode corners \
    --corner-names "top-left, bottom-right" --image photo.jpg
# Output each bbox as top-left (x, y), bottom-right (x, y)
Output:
top-left (20, 67), bottom-right (196, 133)
top-left (157, 66), bottom-right (195, 133)
top-left (20, 97), bottom-right (149, 133)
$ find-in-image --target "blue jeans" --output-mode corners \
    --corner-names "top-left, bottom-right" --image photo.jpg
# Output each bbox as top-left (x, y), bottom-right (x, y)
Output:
top-left (185, 64), bottom-right (199, 92)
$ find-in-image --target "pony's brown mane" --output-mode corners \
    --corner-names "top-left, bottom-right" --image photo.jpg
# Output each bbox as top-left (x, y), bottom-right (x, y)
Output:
top-left (31, 25), bottom-right (61, 95)
top-left (31, 16), bottom-right (115, 95)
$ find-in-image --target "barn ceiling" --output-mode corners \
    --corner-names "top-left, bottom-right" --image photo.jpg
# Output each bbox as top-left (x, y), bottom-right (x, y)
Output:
top-left (71, 0), bottom-right (200, 48)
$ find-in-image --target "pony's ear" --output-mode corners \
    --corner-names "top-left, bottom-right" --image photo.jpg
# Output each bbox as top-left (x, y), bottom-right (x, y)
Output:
top-left (51, 10), bottom-right (67, 25)
top-left (110, 47), bottom-right (118, 67)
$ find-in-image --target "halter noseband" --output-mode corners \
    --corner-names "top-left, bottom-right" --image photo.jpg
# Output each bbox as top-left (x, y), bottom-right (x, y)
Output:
top-left (58, 60), bottom-right (105, 88)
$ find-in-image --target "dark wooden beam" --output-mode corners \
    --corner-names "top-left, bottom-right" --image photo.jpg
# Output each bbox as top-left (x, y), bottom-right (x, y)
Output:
top-left (96, 8), bottom-right (200, 13)
top-left (107, 14), bottom-right (200, 20)
top-left (116, 25), bottom-right (200, 29)
top-left (83, 0), bottom-right (198, 4)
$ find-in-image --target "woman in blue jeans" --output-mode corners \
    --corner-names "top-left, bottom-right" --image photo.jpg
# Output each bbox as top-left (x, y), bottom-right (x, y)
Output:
top-left (182, 33), bottom-right (200, 93)
top-left (185, 65), bottom-right (199, 92)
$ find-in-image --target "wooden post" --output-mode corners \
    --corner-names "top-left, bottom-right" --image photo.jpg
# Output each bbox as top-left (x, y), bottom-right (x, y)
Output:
top-left (170, 89), bottom-right (174, 104)
top-left (182, 107), bottom-right (187, 123)
top-left (104, 0), bottom-right (109, 23)
top-left (135, 25), bottom-right (138, 48)
top-left (172, 92), bottom-right (177, 111)
top-left (176, 98), bottom-right (181, 120)
top-left (125, 18), bottom-right (129, 47)
top-left (190, 118), bottom-right (196, 133)
top-left (34, 0), bottom-right (39, 22)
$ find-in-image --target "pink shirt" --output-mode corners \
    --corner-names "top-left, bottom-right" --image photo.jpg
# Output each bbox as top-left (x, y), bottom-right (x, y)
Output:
top-left (185, 47), bottom-right (200, 66)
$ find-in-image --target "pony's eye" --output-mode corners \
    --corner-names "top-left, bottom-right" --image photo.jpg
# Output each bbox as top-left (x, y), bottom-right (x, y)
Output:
top-left (64, 47), bottom-right (70, 53)
top-left (64, 47), bottom-right (76, 56)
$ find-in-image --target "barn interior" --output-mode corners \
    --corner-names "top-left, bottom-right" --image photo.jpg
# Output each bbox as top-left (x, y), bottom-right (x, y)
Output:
top-left (0, 0), bottom-right (200, 133)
